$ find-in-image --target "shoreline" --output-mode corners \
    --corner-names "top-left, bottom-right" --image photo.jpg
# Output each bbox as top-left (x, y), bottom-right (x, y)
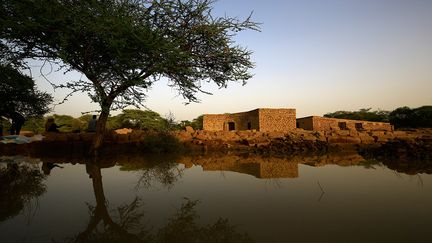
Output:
top-left (0, 128), bottom-right (431, 160)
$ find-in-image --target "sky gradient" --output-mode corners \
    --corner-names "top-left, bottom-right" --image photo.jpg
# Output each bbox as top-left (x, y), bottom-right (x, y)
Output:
top-left (33, 0), bottom-right (432, 120)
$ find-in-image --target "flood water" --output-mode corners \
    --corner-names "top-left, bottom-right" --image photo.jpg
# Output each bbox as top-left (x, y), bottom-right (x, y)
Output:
top-left (1, 153), bottom-right (431, 243)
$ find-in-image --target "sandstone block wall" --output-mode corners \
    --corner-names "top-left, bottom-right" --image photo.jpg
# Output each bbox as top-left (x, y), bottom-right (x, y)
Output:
top-left (258, 108), bottom-right (296, 132)
top-left (203, 114), bottom-right (230, 131)
top-left (203, 108), bottom-right (296, 132)
top-left (297, 116), bottom-right (393, 132)
top-left (203, 109), bottom-right (260, 131)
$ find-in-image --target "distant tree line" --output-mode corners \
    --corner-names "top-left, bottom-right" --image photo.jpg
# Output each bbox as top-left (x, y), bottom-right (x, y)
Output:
top-left (324, 106), bottom-right (432, 129)
top-left (15, 109), bottom-right (203, 134)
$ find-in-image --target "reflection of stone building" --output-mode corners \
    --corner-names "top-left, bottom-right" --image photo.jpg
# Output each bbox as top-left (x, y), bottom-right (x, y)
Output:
top-left (202, 161), bottom-right (299, 179)
top-left (203, 108), bottom-right (296, 132)
top-left (296, 116), bottom-right (393, 132)
top-left (179, 153), bottom-right (368, 179)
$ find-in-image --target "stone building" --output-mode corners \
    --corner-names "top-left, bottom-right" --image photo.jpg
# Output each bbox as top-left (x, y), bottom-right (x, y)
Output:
top-left (203, 108), bottom-right (296, 132)
top-left (296, 116), bottom-right (393, 132)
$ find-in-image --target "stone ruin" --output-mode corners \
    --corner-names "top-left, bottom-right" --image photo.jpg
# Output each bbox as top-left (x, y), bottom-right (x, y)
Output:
top-left (296, 116), bottom-right (393, 132)
top-left (203, 108), bottom-right (393, 132)
top-left (203, 108), bottom-right (296, 132)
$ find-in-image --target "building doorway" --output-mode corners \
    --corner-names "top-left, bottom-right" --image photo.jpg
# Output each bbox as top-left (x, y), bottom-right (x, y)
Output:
top-left (228, 122), bottom-right (235, 131)
top-left (247, 122), bottom-right (252, 130)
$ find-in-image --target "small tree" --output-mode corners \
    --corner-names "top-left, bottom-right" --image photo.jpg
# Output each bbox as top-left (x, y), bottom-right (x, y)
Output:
top-left (179, 115), bottom-right (203, 130)
top-left (1, 0), bottom-right (259, 152)
top-left (116, 109), bottom-right (166, 131)
top-left (0, 65), bottom-right (52, 118)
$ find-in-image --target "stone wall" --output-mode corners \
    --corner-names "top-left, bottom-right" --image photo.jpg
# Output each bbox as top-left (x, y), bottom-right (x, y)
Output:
top-left (258, 108), bottom-right (296, 132)
top-left (297, 116), bottom-right (393, 132)
top-left (203, 114), bottom-right (230, 131)
top-left (203, 108), bottom-right (296, 132)
top-left (203, 109), bottom-right (260, 131)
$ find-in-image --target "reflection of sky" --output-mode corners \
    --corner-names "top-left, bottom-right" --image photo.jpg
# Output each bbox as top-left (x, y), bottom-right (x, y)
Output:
top-left (31, 0), bottom-right (432, 120)
top-left (1, 158), bottom-right (432, 243)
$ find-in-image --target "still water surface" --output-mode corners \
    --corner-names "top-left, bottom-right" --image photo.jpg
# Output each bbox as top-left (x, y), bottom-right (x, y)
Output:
top-left (1, 153), bottom-right (431, 243)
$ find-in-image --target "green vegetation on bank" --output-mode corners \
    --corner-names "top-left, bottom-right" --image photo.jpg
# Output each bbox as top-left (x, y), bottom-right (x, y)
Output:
top-left (324, 106), bottom-right (432, 129)
top-left (18, 109), bottom-right (204, 134)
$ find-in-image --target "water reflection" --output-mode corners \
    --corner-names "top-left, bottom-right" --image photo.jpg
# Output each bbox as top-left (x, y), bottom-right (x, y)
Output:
top-left (1, 153), bottom-right (432, 243)
top-left (69, 161), bottom-right (252, 243)
top-left (0, 158), bottom-right (46, 223)
top-left (178, 153), bottom-right (367, 179)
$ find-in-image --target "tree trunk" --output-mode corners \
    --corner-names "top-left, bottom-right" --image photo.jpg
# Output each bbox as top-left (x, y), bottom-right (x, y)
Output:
top-left (90, 106), bottom-right (111, 155)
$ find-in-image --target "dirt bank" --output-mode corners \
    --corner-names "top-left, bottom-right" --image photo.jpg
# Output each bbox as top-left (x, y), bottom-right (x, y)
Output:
top-left (0, 128), bottom-right (431, 158)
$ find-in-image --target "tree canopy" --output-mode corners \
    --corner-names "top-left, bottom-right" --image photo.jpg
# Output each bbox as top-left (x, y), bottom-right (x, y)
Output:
top-left (324, 108), bottom-right (389, 122)
top-left (115, 109), bottom-right (167, 131)
top-left (1, 0), bottom-right (258, 151)
top-left (389, 106), bottom-right (432, 129)
top-left (324, 106), bottom-right (432, 129)
top-left (0, 65), bottom-right (53, 118)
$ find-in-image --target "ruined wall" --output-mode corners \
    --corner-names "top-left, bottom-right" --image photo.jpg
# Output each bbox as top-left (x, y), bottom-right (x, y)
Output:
top-left (258, 108), bottom-right (296, 132)
top-left (297, 116), bottom-right (393, 131)
top-left (203, 114), bottom-right (230, 131)
top-left (203, 109), bottom-right (260, 131)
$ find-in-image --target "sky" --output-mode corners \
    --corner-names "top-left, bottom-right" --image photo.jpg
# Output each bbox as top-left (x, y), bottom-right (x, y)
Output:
top-left (32, 0), bottom-right (432, 120)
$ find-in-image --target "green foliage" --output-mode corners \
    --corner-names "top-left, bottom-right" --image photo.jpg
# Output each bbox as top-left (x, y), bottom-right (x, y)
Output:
top-left (48, 114), bottom-right (83, 132)
top-left (106, 109), bottom-right (181, 132)
top-left (179, 115), bottom-right (204, 130)
top-left (324, 106), bottom-right (432, 129)
top-left (106, 115), bottom-right (122, 130)
top-left (389, 106), bottom-right (432, 129)
top-left (116, 109), bottom-right (166, 131)
top-left (0, 65), bottom-right (52, 118)
top-left (22, 117), bottom-right (45, 134)
top-left (324, 108), bottom-right (389, 122)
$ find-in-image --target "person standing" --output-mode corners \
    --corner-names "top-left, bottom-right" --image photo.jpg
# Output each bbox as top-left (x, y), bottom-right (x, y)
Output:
top-left (7, 111), bottom-right (25, 135)
top-left (87, 115), bottom-right (97, 132)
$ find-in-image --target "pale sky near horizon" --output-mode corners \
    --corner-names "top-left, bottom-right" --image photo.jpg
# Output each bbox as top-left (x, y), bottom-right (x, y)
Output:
top-left (32, 0), bottom-right (432, 121)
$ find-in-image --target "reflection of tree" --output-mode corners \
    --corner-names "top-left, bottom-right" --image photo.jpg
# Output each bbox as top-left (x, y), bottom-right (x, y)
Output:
top-left (383, 159), bottom-right (432, 175)
top-left (73, 163), bottom-right (144, 242)
top-left (157, 199), bottom-right (253, 243)
top-left (0, 161), bottom-right (46, 223)
top-left (68, 162), bottom-right (252, 243)
top-left (118, 156), bottom-right (184, 190)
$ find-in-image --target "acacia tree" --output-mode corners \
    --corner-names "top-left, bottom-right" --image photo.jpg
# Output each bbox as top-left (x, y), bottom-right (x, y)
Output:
top-left (1, 0), bottom-right (259, 152)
